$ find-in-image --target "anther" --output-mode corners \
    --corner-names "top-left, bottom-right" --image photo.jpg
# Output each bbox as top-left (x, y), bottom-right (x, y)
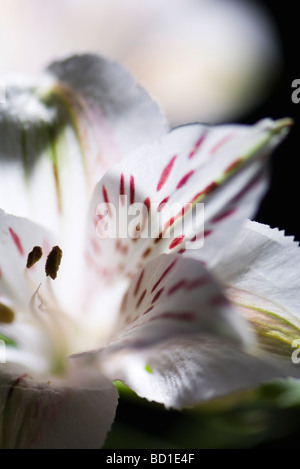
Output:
top-left (26, 246), bottom-right (43, 269)
top-left (45, 246), bottom-right (63, 280)
top-left (0, 303), bottom-right (15, 323)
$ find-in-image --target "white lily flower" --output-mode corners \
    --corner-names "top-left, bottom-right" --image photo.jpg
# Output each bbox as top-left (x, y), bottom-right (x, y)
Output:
top-left (0, 54), bottom-right (296, 448)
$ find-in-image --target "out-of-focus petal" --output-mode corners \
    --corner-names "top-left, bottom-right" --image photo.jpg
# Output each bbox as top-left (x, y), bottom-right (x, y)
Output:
top-left (0, 362), bottom-right (118, 448)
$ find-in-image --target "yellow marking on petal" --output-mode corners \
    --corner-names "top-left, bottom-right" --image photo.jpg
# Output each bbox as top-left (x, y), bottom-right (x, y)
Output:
top-left (144, 363), bottom-right (153, 374)
top-left (234, 301), bottom-right (300, 358)
top-left (0, 303), bottom-right (15, 323)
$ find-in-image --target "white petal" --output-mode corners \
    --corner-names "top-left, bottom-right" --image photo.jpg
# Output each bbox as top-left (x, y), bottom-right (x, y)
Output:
top-left (0, 362), bottom-right (118, 449)
top-left (46, 53), bottom-right (169, 177)
top-left (213, 220), bottom-right (300, 357)
top-left (85, 118), bottom-right (290, 290)
top-left (1, 54), bottom-right (168, 312)
top-left (214, 220), bottom-right (300, 327)
top-left (104, 254), bottom-right (253, 349)
top-left (100, 335), bottom-right (287, 409)
top-left (0, 208), bottom-right (55, 310)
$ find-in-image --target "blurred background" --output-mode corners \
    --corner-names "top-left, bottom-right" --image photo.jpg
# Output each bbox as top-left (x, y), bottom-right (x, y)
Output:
top-left (0, 0), bottom-right (299, 448)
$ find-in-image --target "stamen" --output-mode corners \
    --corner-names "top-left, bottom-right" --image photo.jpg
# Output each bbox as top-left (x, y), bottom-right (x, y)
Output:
top-left (0, 303), bottom-right (15, 323)
top-left (26, 246), bottom-right (43, 269)
top-left (45, 246), bottom-right (63, 280)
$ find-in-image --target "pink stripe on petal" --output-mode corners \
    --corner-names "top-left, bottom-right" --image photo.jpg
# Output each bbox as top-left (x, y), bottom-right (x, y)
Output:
top-left (224, 157), bottom-right (243, 174)
top-left (210, 133), bottom-right (234, 154)
top-left (142, 247), bottom-right (152, 258)
top-left (134, 269), bottom-right (144, 296)
top-left (211, 208), bottom-right (237, 223)
top-left (136, 289), bottom-right (147, 309)
top-left (144, 197), bottom-right (151, 214)
top-left (176, 170), bottom-right (195, 189)
top-left (169, 235), bottom-right (185, 250)
top-left (157, 196), bottom-right (169, 212)
top-left (151, 258), bottom-right (178, 293)
top-left (130, 175), bottom-right (135, 205)
top-left (151, 287), bottom-right (164, 304)
top-left (149, 311), bottom-right (196, 323)
top-left (102, 185), bottom-right (112, 217)
top-left (9, 228), bottom-right (24, 256)
top-left (157, 155), bottom-right (177, 192)
top-left (188, 133), bottom-right (207, 159)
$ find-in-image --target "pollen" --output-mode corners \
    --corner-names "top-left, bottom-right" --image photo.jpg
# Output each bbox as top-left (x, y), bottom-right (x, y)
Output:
top-left (0, 303), bottom-right (15, 323)
top-left (26, 246), bottom-right (43, 268)
top-left (45, 246), bottom-right (63, 280)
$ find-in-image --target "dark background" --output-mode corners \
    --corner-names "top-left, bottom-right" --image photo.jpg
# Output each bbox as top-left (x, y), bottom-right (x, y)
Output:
top-left (244, 1), bottom-right (300, 242)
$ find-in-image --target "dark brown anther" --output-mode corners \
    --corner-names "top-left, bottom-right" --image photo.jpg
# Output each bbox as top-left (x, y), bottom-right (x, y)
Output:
top-left (26, 246), bottom-right (43, 269)
top-left (0, 303), bottom-right (15, 323)
top-left (45, 246), bottom-right (63, 280)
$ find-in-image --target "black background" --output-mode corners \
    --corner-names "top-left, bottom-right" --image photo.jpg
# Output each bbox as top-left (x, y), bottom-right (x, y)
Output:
top-left (243, 1), bottom-right (300, 242)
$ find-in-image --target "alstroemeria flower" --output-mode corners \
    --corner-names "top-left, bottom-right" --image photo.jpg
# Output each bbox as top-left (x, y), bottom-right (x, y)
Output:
top-left (0, 54), bottom-right (296, 448)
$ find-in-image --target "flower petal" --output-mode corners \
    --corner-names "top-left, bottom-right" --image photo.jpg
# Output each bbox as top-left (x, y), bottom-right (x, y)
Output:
top-left (101, 335), bottom-right (287, 409)
top-left (85, 118), bottom-right (290, 287)
top-left (0, 362), bottom-right (118, 448)
top-left (104, 253), bottom-right (253, 349)
top-left (75, 254), bottom-right (286, 408)
top-left (0, 53), bottom-right (168, 234)
top-left (213, 220), bottom-right (300, 356)
top-left (0, 208), bottom-right (55, 310)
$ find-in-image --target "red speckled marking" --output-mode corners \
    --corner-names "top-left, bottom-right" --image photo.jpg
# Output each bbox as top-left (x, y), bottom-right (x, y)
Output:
top-left (102, 185), bottom-right (112, 217)
top-left (151, 258), bottom-right (178, 293)
top-left (190, 182), bottom-right (218, 203)
top-left (211, 207), bottom-right (237, 224)
top-left (224, 157), bottom-right (243, 174)
top-left (116, 240), bottom-right (129, 255)
top-left (136, 289), bottom-right (147, 309)
top-left (176, 170), bottom-right (195, 189)
top-left (232, 174), bottom-right (263, 203)
top-left (168, 277), bottom-right (209, 295)
top-left (120, 292), bottom-right (128, 313)
top-left (142, 247), bottom-right (152, 258)
top-left (134, 269), bottom-right (144, 296)
top-left (148, 311), bottom-right (196, 323)
top-left (152, 287), bottom-right (164, 304)
top-left (210, 133), bottom-right (234, 154)
top-left (178, 248), bottom-right (186, 254)
top-left (188, 133), bottom-right (207, 159)
top-left (130, 175), bottom-right (135, 205)
top-left (0, 266), bottom-right (2, 278)
top-left (204, 230), bottom-right (213, 238)
top-left (209, 295), bottom-right (228, 307)
top-left (169, 235), bottom-right (185, 250)
top-left (143, 306), bottom-right (154, 315)
top-left (154, 232), bottom-right (163, 244)
top-left (157, 196), bottom-right (169, 212)
top-left (157, 155), bottom-right (177, 192)
top-left (9, 228), bottom-right (24, 256)
top-left (163, 203), bottom-right (190, 233)
top-left (90, 237), bottom-right (101, 253)
top-left (120, 173), bottom-right (125, 205)
top-left (144, 197), bottom-right (151, 214)
top-left (7, 374), bottom-right (29, 401)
